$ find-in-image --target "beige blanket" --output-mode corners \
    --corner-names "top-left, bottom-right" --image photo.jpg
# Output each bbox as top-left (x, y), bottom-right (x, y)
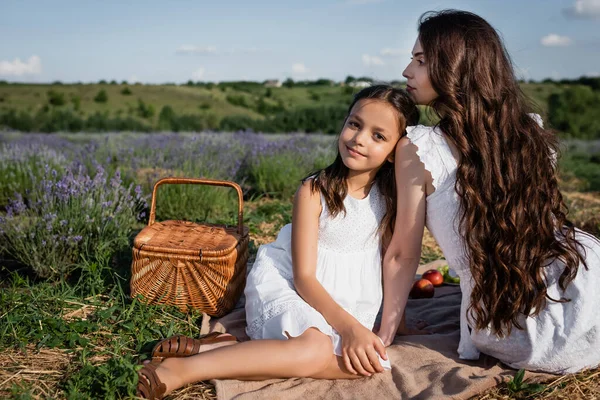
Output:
top-left (206, 262), bottom-right (554, 400)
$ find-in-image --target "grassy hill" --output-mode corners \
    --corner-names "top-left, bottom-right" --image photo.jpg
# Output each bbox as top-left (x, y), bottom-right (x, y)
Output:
top-left (0, 81), bottom-right (584, 132)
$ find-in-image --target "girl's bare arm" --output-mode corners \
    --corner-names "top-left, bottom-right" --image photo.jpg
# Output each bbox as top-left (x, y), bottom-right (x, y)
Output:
top-left (291, 181), bottom-right (361, 334)
top-left (291, 181), bottom-right (387, 375)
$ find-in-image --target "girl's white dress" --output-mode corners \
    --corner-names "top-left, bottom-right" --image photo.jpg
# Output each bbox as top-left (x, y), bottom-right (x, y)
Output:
top-left (406, 123), bottom-right (600, 374)
top-left (245, 183), bottom-right (391, 369)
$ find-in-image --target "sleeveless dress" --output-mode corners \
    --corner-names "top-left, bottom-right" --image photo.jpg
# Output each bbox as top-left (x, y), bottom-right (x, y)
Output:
top-left (406, 124), bottom-right (600, 374)
top-left (244, 183), bottom-right (391, 369)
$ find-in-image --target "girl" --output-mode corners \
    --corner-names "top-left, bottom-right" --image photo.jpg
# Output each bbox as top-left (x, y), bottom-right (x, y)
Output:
top-left (137, 85), bottom-right (420, 399)
top-left (379, 10), bottom-right (600, 374)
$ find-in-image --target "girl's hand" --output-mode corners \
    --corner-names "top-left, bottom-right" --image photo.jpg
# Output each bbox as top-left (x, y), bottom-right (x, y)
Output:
top-left (340, 323), bottom-right (388, 376)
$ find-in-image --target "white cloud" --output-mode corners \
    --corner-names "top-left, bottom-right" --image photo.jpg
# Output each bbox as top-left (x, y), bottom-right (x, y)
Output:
top-left (292, 63), bottom-right (309, 75)
top-left (0, 55), bottom-right (42, 76)
top-left (563, 0), bottom-right (600, 19)
top-left (176, 45), bottom-right (217, 55)
top-left (380, 48), bottom-right (406, 57)
top-left (541, 34), bottom-right (572, 47)
top-left (362, 54), bottom-right (385, 66)
top-left (191, 67), bottom-right (205, 80)
top-left (345, 0), bottom-right (384, 5)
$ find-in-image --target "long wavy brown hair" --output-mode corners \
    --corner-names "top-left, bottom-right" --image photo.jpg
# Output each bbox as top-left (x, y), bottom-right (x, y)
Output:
top-left (306, 85), bottom-right (419, 240)
top-left (418, 10), bottom-right (588, 336)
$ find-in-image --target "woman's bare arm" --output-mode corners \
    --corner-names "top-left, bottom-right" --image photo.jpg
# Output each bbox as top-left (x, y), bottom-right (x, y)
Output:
top-left (378, 137), bottom-right (428, 346)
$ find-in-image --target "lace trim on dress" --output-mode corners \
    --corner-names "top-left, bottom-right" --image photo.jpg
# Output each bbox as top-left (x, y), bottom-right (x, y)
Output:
top-left (405, 125), bottom-right (450, 192)
top-left (246, 300), bottom-right (314, 337)
top-left (246, 299), bottom-right (379, 339)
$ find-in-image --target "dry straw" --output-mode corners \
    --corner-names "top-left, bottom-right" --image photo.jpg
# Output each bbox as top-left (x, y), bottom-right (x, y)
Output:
top-left (130, 178), bottom-right (249, 317)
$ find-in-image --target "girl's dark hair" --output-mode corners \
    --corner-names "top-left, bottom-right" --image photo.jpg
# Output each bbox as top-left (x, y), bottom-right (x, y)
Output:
top-left (418, 9), bottom-right (587, 336)
top-left (306, 85), bottom-right (419, 240)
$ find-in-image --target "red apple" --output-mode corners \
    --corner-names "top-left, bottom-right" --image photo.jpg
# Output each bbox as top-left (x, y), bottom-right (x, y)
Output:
top-left (421, 269), bottom-right (444, 287)
top-left (409, 279), bottom-right (435, 299)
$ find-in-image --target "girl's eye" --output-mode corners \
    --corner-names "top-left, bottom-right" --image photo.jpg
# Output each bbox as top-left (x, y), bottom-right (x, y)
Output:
top-left (349, 121), bottom-right (359, 128)
top-left (374, 133), bottom-right (385, 141)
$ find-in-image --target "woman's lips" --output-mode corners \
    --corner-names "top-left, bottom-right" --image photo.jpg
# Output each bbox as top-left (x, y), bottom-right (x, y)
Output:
top-left (406, 85), bottom-right (415, 92)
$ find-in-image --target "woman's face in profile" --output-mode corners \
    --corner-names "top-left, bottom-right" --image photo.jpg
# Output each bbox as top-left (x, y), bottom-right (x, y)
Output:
top-left (402, 38), bottom-right (438, 105)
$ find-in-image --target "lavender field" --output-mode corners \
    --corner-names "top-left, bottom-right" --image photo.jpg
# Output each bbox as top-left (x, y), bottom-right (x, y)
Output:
top-left (0, 131), bottom-right (337, 275)
top-left (0, 131), bottom-right (599, 399)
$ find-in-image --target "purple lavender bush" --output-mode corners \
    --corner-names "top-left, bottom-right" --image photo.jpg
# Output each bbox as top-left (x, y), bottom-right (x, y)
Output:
top-left (0, 163), bottom-right (146, 279)
top-left (0, 141), bottom-right (70, 207)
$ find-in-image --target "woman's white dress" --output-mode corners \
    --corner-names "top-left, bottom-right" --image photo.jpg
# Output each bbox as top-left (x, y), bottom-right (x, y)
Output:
top-left (245, 184), bottom-right (391, 368)
top-left (406, 124), bottom-right (600, 374)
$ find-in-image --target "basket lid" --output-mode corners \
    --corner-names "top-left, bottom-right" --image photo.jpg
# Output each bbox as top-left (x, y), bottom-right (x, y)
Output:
top-left (134, 220), bottom-right (248, 257)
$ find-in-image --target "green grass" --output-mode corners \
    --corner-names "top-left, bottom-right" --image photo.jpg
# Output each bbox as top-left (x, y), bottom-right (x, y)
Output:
top-left (0, 197), bottom-right (295, 399)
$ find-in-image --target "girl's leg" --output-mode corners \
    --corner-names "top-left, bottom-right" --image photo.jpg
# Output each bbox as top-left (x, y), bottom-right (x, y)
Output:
top-left (149, 328), bottom-right (361, 395)
top-left (312, 355), bottom-right (363, 379)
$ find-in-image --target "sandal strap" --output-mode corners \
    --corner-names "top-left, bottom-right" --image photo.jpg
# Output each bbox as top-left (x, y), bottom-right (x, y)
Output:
top-left (137, 361), bottom-right (167, 400)
top-left (152, 332), bottom-right (237, 359)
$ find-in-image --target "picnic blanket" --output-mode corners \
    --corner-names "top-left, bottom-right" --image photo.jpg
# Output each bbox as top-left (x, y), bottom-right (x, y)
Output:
top-left (203, 261), bottom-right (554, 400)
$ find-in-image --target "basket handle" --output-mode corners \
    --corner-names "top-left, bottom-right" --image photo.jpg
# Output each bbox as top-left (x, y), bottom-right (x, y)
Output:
top-left (148, 177), bottom-right (244, 235)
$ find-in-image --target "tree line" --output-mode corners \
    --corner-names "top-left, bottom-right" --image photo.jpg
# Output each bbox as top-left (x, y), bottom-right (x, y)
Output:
top-left (0, 76), bottom-right (598, 137)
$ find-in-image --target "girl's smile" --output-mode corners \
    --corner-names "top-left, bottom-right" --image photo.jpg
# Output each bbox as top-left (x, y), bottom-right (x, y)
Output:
top-left (346, 146), bottom-right (366, 157)
top-left (339, 99), bottom-right (400, 175)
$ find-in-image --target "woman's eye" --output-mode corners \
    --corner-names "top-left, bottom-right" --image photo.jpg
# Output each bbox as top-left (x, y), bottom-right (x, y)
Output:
top-left (349, 121), bottom-right (359, 128)
top-left (418, 59), bottom-right (425, 65)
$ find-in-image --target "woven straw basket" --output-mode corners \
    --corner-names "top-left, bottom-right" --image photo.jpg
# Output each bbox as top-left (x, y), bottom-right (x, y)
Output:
top-left (130, 177), bottom-right (249, 317)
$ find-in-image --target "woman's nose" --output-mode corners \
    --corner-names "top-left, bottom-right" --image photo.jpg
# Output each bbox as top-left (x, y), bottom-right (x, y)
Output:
top-left (402, 65), bottom-right (411, 79)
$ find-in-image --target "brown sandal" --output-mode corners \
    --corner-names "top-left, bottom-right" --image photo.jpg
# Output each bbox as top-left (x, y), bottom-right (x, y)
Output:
top-left (151, 332), bottom-right (238, 362)
top-left (137, 360), bottom-right (167, 400)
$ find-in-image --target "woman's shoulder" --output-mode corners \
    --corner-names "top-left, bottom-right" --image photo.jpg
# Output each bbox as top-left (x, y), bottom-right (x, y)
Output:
top-left (401, 125), bottom-right (456, 189)
top-left (405, 124), bottom-right (445, 144)
top-left (404, 124), bottom-right (449, 151)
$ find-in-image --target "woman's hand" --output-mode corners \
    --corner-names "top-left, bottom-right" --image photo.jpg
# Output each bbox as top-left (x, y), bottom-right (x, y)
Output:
top-left (340, 322), bottom-right (388, 376)
top-left (376, 329), bottom-right (395, 347)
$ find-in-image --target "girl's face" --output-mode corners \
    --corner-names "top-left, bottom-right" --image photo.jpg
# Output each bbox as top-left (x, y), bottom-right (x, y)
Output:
top-left (402, 38), bottom-right (438, 105)
top-left (339, 99), bottom-right (400, 174)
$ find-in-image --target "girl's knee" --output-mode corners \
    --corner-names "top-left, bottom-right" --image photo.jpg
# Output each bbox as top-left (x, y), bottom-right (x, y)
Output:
top-left (287, 329), bottom-right (333, 376)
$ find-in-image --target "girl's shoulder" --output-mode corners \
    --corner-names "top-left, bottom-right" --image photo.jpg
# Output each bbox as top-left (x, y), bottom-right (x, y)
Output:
top-left (294, 178), bottom-right (323, 213)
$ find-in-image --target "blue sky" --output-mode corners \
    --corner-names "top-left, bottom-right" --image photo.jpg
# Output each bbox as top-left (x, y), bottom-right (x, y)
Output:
top-left (1, 0), bottom-right (599, 83)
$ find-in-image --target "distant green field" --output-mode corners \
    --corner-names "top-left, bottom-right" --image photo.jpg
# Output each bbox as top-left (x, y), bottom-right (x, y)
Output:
top-left (0, 81), bottom-right (567, 128)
